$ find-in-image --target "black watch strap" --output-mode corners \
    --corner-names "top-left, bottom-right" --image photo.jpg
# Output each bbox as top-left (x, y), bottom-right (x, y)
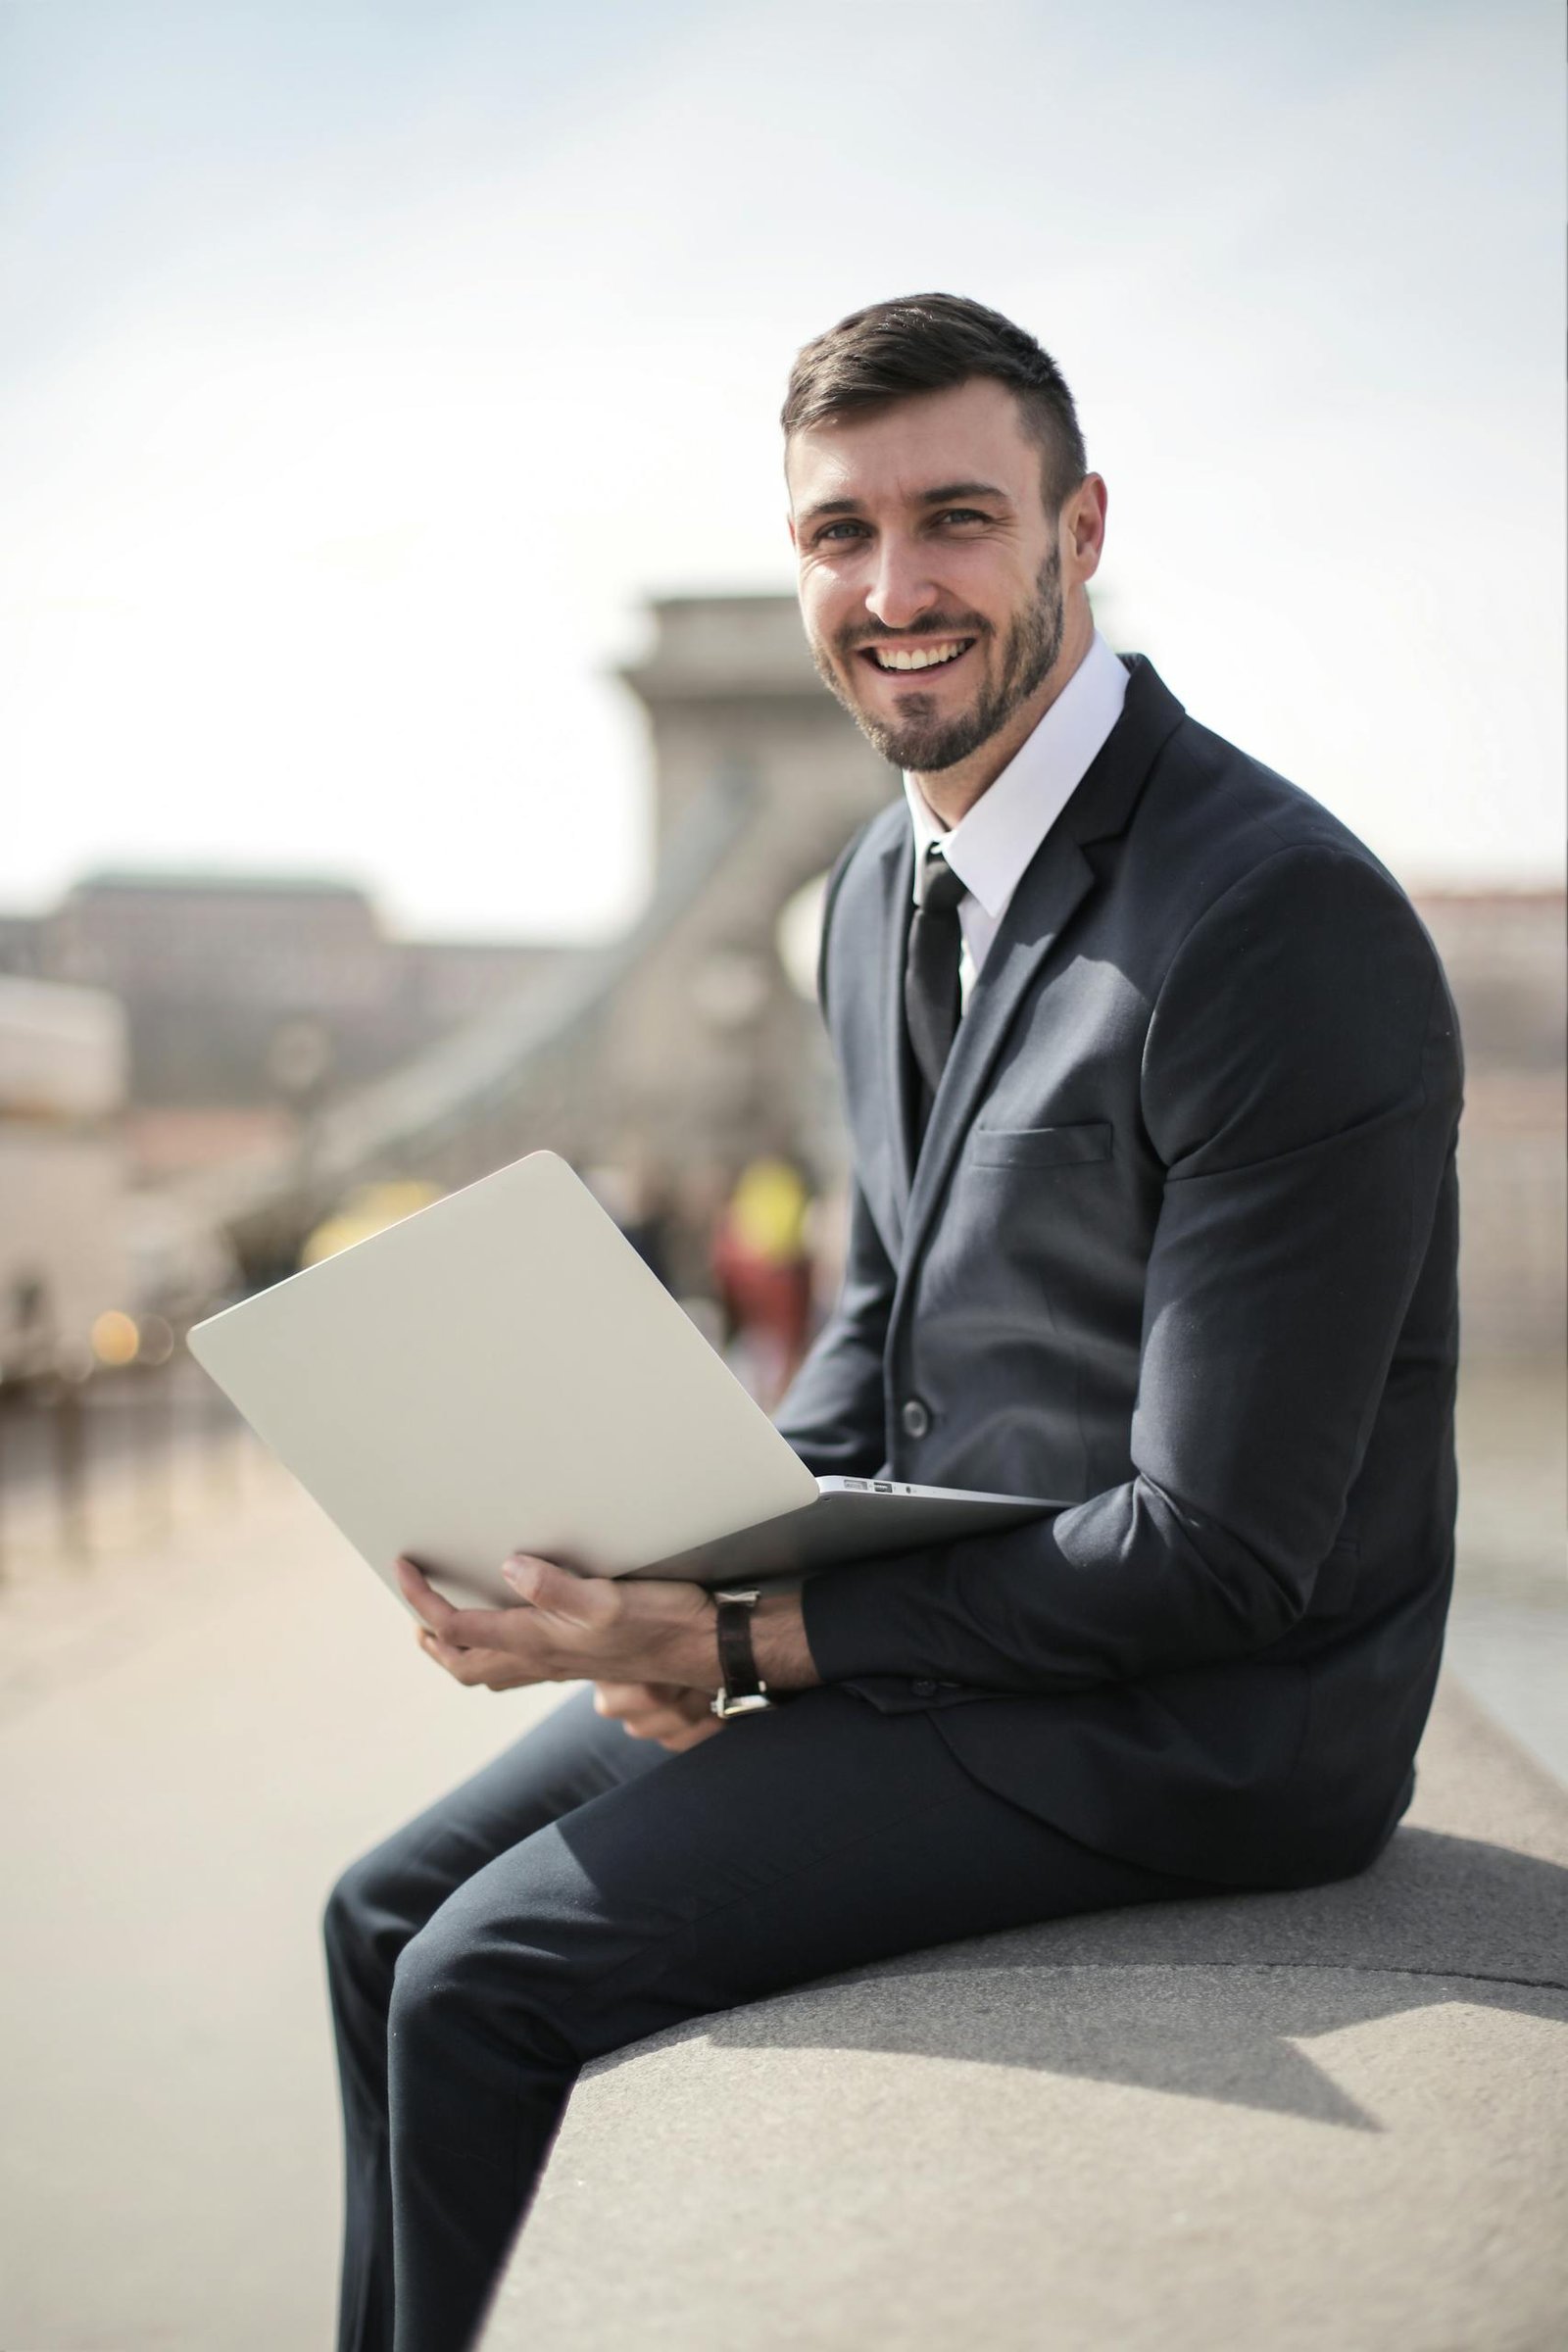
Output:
top-left (710, 1588), bottom-right (773, 1718)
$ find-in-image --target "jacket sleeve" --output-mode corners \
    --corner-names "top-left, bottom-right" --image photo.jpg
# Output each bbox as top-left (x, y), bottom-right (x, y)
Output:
top-left (801, 845), bottom-right (1463, 1692)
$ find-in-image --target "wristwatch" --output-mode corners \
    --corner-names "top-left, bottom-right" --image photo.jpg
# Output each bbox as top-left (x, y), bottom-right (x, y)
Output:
top-left (710, 1587), bottom-right (774, 1718)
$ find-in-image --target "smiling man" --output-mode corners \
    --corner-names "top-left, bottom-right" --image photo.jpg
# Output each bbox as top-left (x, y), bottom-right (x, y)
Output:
top-left (324, 294), bottom-right (1463, 2352)
top-left (791, 376), bottom-right (1089, 804)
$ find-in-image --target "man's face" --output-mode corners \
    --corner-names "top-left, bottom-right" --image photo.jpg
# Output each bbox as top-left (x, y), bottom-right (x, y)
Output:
top-left (787, 375), bottom-right (1070, 774)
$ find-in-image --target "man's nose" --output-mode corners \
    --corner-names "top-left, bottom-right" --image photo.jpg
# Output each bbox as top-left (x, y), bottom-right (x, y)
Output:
top-left (864, 539), bottom-right (940, 633)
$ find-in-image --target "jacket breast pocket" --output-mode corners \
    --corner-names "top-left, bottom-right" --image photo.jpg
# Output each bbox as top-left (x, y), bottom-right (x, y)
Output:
top-left (968, 1119), bottom-right (1113, 1171)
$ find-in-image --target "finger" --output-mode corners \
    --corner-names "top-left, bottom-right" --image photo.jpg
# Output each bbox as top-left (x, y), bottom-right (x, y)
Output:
top-left (416, 1625), bottom-right (466, 1669)
top-left (419, 1634), bottom-right (506, 1686)
top-left (419, 1595), bottom-right (544, 1654)
top-left (593, 1683), bottom-right (653, 1720)
top-left (593, 1682), bottom-right (684, 1720)
top-left (502, 1555), bottom-right (620, 1632)
top-left (396, 1556), bottom-right (465, 1637)
top-left (398, 1559), bottom-right (531, 1655)
top-left (621, 1699), bottom-right (706, 1740)
top-left (659, 1714), bottom-right (724, 1751)
top-left (417, 1634), bottom-right (478, 1681)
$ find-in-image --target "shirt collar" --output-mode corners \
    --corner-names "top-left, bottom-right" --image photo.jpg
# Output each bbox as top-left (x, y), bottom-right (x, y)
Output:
top-left (903, 628), bottom-right (1130, 911)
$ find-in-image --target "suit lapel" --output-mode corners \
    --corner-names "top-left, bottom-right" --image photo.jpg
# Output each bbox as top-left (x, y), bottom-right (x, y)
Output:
top-left (889, 654), bottom-right (1187, 1299)
top-left (898, 826), bottom-right (1095, 1281)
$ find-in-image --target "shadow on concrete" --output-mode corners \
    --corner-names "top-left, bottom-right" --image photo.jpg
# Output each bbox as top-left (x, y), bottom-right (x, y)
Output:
top-left (583, 1831), bottom-right (1568, 2133)
top-left (831, 1829), bottom-right (1568, 1989)
top-left (685, 1953), bottom-right (1568, 2132)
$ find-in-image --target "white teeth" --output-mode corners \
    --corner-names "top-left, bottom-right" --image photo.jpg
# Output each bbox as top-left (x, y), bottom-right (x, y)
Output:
top-left (871, 640), bottom-right (969, 671)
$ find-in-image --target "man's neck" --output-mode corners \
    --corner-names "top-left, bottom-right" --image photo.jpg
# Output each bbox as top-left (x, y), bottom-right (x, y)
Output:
top-left (909, 598), bottom-right (1095, 831)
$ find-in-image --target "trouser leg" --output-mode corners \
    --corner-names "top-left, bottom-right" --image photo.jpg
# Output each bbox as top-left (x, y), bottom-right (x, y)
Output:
top-left (385, 1686), bottom-right (1221, 2352)
top-left (322, 1685), bottom-right (669, 2352)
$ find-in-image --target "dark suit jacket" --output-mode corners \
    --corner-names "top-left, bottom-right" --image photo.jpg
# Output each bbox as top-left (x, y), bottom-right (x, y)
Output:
top-left (777, 655), bottom-right (1463, 1888)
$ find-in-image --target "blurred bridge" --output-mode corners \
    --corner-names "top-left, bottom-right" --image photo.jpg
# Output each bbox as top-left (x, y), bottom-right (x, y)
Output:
top-left (167, 594), bottom-right (900, 1273)
top-left (3, 594), bottom-right (1562, 1358)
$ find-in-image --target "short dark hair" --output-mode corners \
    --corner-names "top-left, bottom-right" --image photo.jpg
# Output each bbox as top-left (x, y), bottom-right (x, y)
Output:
top-left (781, 292), bottom-right (1088, 514)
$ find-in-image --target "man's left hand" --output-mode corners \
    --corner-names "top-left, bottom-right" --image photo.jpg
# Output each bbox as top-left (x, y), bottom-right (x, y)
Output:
top-left (395, 1552), bottom-right (719, 1694)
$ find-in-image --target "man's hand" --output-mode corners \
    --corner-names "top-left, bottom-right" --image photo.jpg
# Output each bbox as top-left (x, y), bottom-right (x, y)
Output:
top-left (396, 1552), bottom-right (720, 1695)
top-left (591, 1681), bottom-right (724, 1751)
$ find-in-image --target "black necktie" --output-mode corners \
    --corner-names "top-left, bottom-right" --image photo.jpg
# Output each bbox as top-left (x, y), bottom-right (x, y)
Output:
top-left (904, 845), bottom-right (967, 1143)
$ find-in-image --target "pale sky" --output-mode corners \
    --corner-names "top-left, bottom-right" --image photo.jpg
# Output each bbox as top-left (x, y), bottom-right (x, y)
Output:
top-left (3, 0), bottom-right (1563, 940)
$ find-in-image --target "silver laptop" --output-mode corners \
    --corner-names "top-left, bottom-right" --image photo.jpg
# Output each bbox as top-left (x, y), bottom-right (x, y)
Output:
top-left (187, 1151), bottom-right (1053, 1609)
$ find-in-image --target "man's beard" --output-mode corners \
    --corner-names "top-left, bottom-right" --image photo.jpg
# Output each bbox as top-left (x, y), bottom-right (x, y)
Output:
top-left (809, 542), bottom-right (1064, 773)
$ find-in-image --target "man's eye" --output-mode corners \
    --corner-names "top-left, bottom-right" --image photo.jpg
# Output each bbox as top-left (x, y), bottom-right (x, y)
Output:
top-left (935, 509), bottom-right (988, 525)
top-left (815, 521), bottom-right (868, 544)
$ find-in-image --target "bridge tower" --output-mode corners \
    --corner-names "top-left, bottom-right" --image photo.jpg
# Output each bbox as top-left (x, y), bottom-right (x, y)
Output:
top-left (591, 590), bottom-right (898, 1176)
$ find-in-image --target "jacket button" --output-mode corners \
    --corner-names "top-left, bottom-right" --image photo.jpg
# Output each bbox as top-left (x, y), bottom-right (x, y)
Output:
top-left (911, 1679), bottom-right (938, 1698)
top-left (900, 1397), bottom-right (931, 1440)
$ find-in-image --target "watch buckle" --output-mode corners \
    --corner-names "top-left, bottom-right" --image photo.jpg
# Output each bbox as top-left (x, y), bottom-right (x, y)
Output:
top-left (710, 1686), bottom-right (773, 1720)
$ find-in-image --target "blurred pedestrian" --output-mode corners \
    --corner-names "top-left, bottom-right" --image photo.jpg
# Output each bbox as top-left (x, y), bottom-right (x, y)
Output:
top-left (710, 1154), bottom-right (815, 1405)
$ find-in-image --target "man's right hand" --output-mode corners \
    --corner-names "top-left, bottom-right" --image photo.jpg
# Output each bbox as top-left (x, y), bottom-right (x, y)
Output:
top-left (593, 1681), bottom-right (724, 1752)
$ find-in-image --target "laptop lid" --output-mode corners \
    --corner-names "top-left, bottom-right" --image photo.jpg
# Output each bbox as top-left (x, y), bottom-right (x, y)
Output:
top-left (187, 1151), bottom-right (818, 1604)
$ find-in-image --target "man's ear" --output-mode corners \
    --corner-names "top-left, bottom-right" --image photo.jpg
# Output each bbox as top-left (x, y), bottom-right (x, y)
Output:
top-left (1065, 473), bottom-right (1107, 585)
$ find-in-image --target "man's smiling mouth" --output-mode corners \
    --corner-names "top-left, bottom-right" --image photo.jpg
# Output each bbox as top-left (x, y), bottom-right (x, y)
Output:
top-left (859, 637), bottom-right (976, 674)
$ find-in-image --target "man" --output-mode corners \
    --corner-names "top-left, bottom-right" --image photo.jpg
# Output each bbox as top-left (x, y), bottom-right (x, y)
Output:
top-left (324, 293), bottom-right (1462, 2352)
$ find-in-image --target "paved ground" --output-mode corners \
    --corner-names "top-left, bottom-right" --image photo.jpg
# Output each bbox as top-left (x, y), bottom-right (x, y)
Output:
top-left (0, 1361), bottom-right (1560, 2351)
top-left (0, 1456), bottom-right (549, 2352)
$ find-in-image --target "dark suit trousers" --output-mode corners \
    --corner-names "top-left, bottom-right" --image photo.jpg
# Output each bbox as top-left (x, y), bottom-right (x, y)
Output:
top-left (323, 1682), bottom-right (1219, 2352)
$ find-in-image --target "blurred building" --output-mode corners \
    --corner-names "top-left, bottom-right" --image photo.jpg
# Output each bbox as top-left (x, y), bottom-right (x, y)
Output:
top-left (0, 976), bottom-right (131, 1373)
top-left (2, 597), bottom-right (1559, 1365)
top-left (0, 873), bottom-right (591, 1183)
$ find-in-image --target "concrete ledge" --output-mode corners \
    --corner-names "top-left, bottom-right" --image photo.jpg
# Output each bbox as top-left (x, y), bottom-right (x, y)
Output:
top-left (483, 1681), bottom-right (1568, 2352)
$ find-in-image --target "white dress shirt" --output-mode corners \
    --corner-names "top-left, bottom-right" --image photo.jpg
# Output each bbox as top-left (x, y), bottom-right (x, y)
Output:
top-left (903, 627), bottom-right (1130, 1006)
